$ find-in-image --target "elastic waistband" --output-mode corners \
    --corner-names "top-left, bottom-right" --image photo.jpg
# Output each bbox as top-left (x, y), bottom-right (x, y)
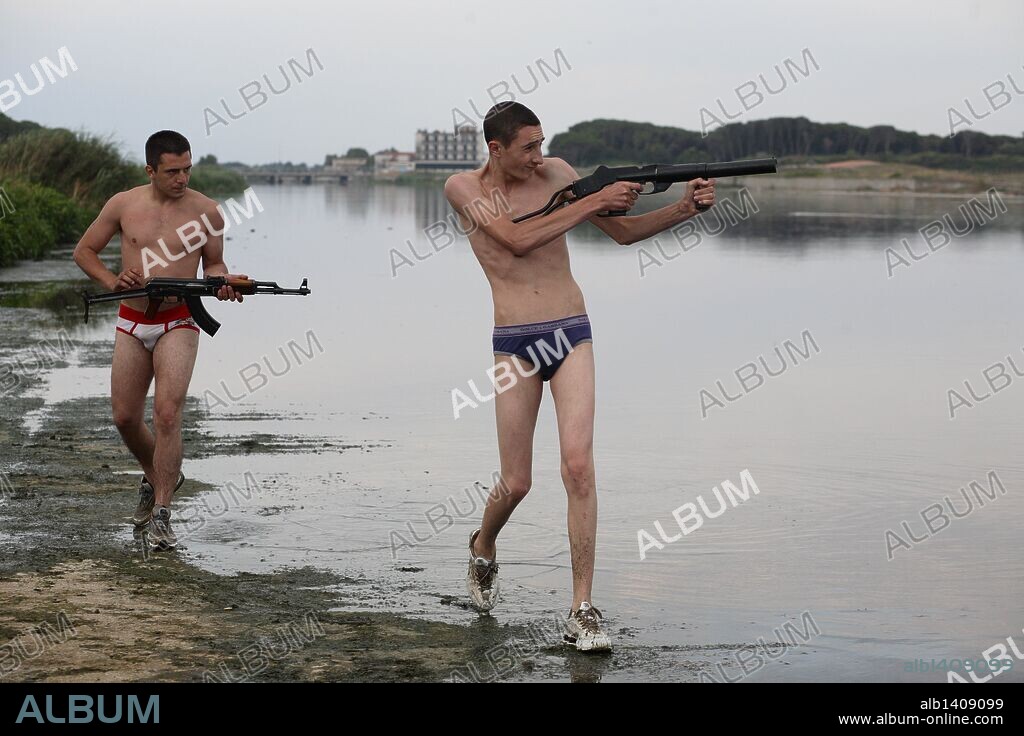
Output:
top-left (492, 313), bottom-right (590, 337)
top-left (118, 302), bottom-right (192, 324)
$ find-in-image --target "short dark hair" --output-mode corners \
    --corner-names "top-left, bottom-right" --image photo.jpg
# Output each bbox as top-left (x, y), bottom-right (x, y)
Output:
top-left (483, 102), bottom-right (540, 147)
top-left (145, 130), bottom-right (191, 170)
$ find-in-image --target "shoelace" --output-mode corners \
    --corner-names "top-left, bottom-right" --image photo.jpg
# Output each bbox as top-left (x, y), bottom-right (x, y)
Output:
top-left (474, 560), bottom-right (499, 590)
top-left (573, 606), bottom-right (603, 634)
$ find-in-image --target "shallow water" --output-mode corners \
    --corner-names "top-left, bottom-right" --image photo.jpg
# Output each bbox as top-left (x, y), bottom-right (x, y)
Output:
top-left (8, 182), bottom-right (1023, 682)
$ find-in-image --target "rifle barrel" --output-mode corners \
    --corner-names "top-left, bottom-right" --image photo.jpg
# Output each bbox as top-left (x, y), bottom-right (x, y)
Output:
top-left (656, 157), bottom-right (777, 181)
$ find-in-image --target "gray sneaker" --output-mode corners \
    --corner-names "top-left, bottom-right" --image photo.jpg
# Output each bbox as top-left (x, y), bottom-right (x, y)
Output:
top-left (132, 472), bottom-right (184, 527)
top-left (564, 602), bottom-right (612, 652)
top-left (147, 506), bottom-right (178, 551)
top-left (466, 529), bottom-right (500, 612)
top-left (132, 477), bottom-right (155, 528)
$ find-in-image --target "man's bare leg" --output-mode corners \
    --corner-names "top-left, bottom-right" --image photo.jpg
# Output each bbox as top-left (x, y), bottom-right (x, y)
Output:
top-left (111, 332), bottom-right (156, 480)
top-left (473, 355), bottom-right (543, 559)
top-left (150, 329), bottom-right (199, 507)
top-left (549, 343), bottom-right (597, 610)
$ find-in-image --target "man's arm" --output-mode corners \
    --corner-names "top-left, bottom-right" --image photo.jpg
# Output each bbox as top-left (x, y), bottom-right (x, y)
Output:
top-left (550, 159), bottom-right (716, 246)
top-left (73, 193), bottom-right (138, 291)
top-left (200, 202), bottom-right (246, 302)
top-left (444, 173), bottom-right (641, 257)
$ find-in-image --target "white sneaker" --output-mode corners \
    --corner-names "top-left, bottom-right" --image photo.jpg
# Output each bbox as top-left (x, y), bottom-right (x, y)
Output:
top-left (565, 602), bottom-right (612, 652)
top-left (466, 529), bottom-right (500, 612)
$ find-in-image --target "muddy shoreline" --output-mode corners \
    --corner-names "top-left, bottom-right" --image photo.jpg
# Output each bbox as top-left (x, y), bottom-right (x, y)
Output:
top-left (0, 272), bottom-right (534, 683)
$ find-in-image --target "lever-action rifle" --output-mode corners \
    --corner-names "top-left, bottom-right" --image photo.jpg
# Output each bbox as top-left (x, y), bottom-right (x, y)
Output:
top-left (83, 276), bottom-right (311, 337)
top-left (512, 156), bottom-right (778, 222)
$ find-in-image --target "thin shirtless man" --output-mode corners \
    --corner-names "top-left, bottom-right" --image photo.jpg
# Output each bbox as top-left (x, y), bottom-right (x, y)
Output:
top-left (445, 103), bottom-right (716, 651)
top-left (73, 130), bottom-right (245, 551)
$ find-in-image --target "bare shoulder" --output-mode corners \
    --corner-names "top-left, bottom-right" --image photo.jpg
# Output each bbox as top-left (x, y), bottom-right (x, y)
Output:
top-left (444, 170), bottom-right (482, 206)
top-left (182, 189), bottom-right (224, 231)
top-left (185, 188), bottom-right (219, 213)
top-left (541, 157), bottom-right (578, 184)
top-left (111, 185), bottom-right (154, 213)
top-left (112, 185), bottom-right (146, 206)
top-left (98, 187), bottom-right (139, 218)
top-left (543, 156), bottom-right (574, 172)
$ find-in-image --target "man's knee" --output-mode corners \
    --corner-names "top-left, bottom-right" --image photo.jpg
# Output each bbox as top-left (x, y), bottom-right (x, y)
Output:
top-left (561, 449), bottom-right (594, 490)
top-left (112, 405), bottom-right (144, 432)
top-left (497, 474), bottom-right (532, 503)
top-left (153, 398), bottom-right (184, 434)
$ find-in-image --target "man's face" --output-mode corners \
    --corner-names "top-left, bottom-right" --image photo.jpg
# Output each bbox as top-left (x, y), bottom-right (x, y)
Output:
top-left (494, 125), bottom-right (544, 180)
top-left (147, 151), bottom-right (192, 198)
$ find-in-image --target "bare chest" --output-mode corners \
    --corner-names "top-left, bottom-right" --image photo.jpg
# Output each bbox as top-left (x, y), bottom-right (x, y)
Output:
top-left (507, 183), bottom-right (565, 222)
top-left (120, 206), bottom-right (206, 254)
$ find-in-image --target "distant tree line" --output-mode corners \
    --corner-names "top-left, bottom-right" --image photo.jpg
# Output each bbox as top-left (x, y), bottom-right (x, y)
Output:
top-left (0, 113), bottom-right (247, 266)
top-left (548, 117), bottom-right (1024, 171)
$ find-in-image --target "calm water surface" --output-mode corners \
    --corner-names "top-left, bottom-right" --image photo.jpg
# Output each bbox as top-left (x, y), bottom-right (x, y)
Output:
top-left (12, 182), bottom-right (1023, 682)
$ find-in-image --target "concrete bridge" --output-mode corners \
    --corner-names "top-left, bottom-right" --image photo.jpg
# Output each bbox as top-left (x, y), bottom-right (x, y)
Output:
top-left (243, 170), bottom-right (350, 185)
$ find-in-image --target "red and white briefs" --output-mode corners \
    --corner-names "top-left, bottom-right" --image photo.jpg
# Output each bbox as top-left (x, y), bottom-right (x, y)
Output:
top-left (115, 303), bottom-right (199, 352)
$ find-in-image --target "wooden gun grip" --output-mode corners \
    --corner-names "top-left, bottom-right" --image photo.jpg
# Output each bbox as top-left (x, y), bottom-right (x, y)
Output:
top-left (225, 277), bottom-right (256, 293)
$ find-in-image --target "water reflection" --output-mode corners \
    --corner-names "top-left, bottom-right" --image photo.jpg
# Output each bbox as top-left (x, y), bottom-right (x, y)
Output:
top-left (394, 177), bottom-right (1024, 254)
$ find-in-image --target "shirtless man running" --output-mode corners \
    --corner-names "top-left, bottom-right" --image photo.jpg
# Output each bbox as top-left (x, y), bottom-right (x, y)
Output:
top-left (73, 130), bottom-right (245, 551)
top-left (445, 103), bottom-right (716, 651)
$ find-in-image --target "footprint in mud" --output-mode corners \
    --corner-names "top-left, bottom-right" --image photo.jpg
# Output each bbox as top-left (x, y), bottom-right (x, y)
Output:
top-left (256, 505), bottom-right (295, 516)
top-left (439, 595), bottom-right (475, 610)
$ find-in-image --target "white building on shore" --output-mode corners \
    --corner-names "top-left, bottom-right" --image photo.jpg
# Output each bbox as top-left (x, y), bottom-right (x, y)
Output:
top-left (324, 154), bottom-right (368, 174)
top-left (414, 125), bottom-right (485, 171)
top-left (373, 148), bottom-right (416, 176)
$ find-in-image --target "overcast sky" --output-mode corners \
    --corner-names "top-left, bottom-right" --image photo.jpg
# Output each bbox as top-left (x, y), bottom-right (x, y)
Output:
top-left (2, 0), bottom-right (1022, 165)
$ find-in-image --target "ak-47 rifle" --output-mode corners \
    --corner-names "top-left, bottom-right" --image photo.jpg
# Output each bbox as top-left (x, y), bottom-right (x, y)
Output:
top-left (82, 276), bottom-right (311, 336)
top-left (512, 156), bottom-right (778, 222)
